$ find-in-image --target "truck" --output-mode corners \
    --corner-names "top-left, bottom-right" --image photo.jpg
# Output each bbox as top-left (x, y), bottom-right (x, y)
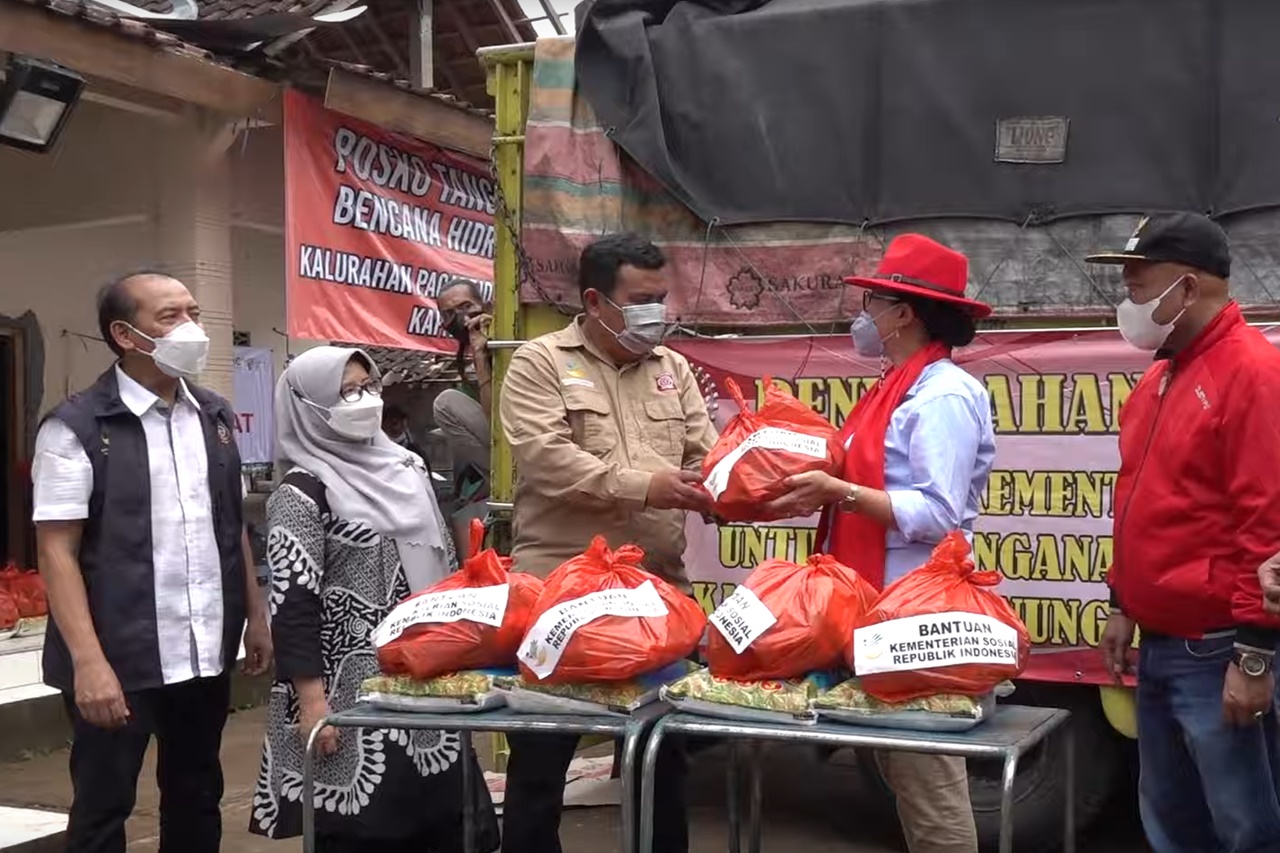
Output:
top-left (477, 4), bottom-right (1280, 846)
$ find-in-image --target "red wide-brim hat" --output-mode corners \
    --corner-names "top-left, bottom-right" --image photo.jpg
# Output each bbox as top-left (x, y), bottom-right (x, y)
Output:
top-left (844, 233), bottom-right (992, 319)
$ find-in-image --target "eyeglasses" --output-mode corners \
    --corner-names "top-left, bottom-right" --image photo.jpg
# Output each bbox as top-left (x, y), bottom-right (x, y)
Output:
top-left (339, 378), bottom-right (383, 403)
top-left (862, 290), bottom-right (902, 311)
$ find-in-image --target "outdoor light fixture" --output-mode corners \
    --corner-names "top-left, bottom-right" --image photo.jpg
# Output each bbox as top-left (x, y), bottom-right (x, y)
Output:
top-left (0, 56), bottom-right (85, 153)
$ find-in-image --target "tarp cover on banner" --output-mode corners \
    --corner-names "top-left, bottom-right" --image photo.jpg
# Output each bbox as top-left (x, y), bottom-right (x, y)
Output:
top-left (232, 346), bottom-right (274, 464)
top-left (283, 90), bottom-right (496, 351)
top-left (518, 37), bottom-right (1280, 325)
top-left (670, 328), bottom-right (1280, 687)
top-left (575, 0), bottom-right (1280, 226)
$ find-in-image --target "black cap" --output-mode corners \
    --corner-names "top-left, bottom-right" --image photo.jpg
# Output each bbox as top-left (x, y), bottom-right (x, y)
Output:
top-left (1085, 212), bottom-right (1230, 279)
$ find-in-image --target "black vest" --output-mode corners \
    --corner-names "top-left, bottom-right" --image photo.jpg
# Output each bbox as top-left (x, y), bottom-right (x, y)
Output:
top-left (43, 368), bottom-right (247, 693)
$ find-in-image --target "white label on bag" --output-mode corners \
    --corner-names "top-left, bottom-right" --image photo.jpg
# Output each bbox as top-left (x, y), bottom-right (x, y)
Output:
top-left (371, 584), bottom-right (509, 648)
top-left (852, 612), bottom-right (1020, 676)
top-left (703, 427), bottom-right (830, 499)
top-left (708, 586), bottom-right (778, 654)
top-left (517, 581), bottom-right (669, 680)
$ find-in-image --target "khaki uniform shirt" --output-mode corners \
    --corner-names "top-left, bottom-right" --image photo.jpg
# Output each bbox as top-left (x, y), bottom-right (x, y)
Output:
top-left (499, 318), bottom-right (718, 588)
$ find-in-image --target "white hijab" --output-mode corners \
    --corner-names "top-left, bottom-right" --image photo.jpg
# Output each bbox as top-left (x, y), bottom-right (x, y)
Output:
top-left (275, 346), bottom-right (448, 591)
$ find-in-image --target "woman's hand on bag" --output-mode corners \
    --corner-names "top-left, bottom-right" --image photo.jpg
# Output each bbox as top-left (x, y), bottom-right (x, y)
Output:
top-left (299, 696), bottom-right (339, 756)
top-left (761, 471), bottom-right (848, 519)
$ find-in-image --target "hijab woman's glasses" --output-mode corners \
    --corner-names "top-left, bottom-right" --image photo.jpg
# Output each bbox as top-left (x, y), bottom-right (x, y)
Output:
top-left (339, 379), bottom-right (383, 403)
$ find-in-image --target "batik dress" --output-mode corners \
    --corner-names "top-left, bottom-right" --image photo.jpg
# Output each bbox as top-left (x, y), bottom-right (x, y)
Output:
top-left (249, 468), bottom-right (499, 849)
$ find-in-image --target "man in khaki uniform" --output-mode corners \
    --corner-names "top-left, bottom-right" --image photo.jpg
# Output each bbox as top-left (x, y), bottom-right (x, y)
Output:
top-left (499, 232), bottom-right (716, 853)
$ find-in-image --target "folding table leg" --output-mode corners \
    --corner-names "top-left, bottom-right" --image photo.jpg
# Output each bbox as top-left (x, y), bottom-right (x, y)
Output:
top-left (638, 716), bottom-right (669, 853)
top-left (301, 718), bottom-right (326, 853)
top-left (726, 741), bottom-right (742, 853)
top-left (461, 731), bottom-right (476, 853)
top-left (998, 750), bottom-right (1021, 853)
top-left (619, 719), bottom-right (646, 853)
top-left (747, 742), bottom-right (763, 853)
top-left (1064, 721), bottom-right (1077, 853)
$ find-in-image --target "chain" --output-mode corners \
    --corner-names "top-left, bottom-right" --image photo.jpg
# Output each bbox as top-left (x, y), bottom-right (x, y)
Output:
top-left (488, 139), bottom-right (576, 317)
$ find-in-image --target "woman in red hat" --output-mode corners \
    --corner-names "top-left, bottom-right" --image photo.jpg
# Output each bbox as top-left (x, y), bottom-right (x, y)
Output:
top-left (764, 233), bottom-right (996, 853)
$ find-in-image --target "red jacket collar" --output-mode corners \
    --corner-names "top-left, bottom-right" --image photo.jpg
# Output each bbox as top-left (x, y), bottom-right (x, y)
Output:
top-left (1158, 302), bottom-right (1243, 367)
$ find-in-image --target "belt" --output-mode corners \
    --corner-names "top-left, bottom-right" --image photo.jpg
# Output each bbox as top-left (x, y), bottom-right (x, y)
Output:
top-left (1140, 628), bottom-right (1235, 642)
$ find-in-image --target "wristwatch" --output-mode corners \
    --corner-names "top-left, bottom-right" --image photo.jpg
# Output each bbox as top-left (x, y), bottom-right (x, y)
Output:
top-left (1234, 650), bottom-right (1274, 678)
top-left (838, 482), bottom-right (861, 514)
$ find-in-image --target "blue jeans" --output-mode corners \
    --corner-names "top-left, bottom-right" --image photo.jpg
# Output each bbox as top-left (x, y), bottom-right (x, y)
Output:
top-left (1138, 632), bottom-right (1280, 853)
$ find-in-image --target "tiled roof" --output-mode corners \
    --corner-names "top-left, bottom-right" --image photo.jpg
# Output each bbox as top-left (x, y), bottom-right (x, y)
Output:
top-left (134, 0), bottom-right (329, 19)
top-left (361, 345), bottom-right (460, 387)
top-left (13, 0), bottom-right (219, 60)
top-left (283, 344), bottom-right (460, 387)
top-left (7, 0), bottom-right (501, 115)
top-left (277, 0), bottom-right (536, 107)
top-left (123, 0), bottom-right (538, 107)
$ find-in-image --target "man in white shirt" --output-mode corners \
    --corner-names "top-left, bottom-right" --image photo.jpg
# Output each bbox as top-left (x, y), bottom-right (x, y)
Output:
top-left (32, 271), bottom-right (272, 853)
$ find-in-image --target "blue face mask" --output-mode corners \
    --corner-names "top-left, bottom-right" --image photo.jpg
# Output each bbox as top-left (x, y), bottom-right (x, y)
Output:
top-left (850, 310), bottom-right (886, 357)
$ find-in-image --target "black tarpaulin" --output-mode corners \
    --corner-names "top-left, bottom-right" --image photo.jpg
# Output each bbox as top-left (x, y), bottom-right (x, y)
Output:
top-left (575, 0), bottom-right (1280, 226)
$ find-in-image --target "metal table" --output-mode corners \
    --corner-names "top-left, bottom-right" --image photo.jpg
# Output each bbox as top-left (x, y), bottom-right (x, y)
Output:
top-left (638, 704), bottom-right (1074, 853)
top-left (302, 701), bottom-right (670, 853)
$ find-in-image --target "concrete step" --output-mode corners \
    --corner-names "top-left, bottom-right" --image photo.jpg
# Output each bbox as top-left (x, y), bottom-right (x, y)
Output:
top-left (0, 628), bottom-right (273, 762)
top-left (0, 805), bottom-right (65, 853)
top-left (0, 634), bottom-right (63, 765)
top-left (0, 663), bottom-right (271, 853)
top-left (0, 668), bottom-right (272, 764)
top-left (0, 614), bottom-right (273, 853)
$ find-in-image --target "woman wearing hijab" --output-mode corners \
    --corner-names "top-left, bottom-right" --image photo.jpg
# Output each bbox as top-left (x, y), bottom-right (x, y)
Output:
top-left (249, 346), bottom-right (499, 852)
top-left (764, 234), bottom-right (997, 853)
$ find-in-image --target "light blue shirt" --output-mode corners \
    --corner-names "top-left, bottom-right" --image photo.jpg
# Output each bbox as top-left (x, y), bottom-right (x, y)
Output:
top-left (852, 359), bottom-right (996, 586)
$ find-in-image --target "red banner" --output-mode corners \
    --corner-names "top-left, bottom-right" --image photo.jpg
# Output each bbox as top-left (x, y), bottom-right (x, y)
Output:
top-left (283, 90), bottom-right (496, 351)
top-left (667, 330), bottom-right (1280, 687)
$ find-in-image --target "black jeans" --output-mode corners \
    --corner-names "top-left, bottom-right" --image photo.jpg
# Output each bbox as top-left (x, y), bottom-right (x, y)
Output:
top-left (500, 730), bottom-right (688, 853)
top-left (63, 673), bottom-right (231, 853)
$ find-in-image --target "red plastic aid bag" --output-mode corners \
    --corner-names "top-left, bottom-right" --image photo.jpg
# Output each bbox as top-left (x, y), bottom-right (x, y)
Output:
top-left (517, 537), bottom-right (707, 684)
top-left (0, 590), bottom-right (16, 630)
top-left (9, 570), bottom-right (46, 618)
top-left (375, 519), bottom-right (545, 679)
top-left (701, 377), bottom-right (844, 522)
top-left (706, 553), bottom-right (879, 681)
top-left (849, 532), bottom-right (1031, 702)
top-left (0, 564), bottom-right (41, 618)
top-left (0, 563), bottom-right (18, 594)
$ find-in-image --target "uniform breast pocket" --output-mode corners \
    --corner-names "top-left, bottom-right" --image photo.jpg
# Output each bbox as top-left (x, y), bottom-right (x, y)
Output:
top-left (564, 389), bottom-right (616, 458)
top-left (643, 398), bottom-right (686, 463)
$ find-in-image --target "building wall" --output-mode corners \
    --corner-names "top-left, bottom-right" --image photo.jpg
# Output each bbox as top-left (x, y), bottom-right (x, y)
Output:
top-left (0, 219), bottom-right (153, 412)
top-left (0, 95), bottom-right (450, 461)
top-left (231, 125), bottom-right (285, 229)
top-left (0, 100), bottom-right (302, 421)
top-left (0, 104), bottom-right (157, 234)
top-left (232, 225), bottom-right (328, 379)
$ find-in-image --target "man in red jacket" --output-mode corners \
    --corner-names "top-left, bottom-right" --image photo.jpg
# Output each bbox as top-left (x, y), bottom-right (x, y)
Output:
top-left (1088, 212), bottom-right (1280, 853)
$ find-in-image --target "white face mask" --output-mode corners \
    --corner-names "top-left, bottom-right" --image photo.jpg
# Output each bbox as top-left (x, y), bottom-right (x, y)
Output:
top-left (1116, 275), bottom-right (1188, 351)
top-left (327, 395), bottom-right (385, 441)
top-left (129, 321), bottom-right (209, 378)
top-left (603, 298), bottom-right (669, 355)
